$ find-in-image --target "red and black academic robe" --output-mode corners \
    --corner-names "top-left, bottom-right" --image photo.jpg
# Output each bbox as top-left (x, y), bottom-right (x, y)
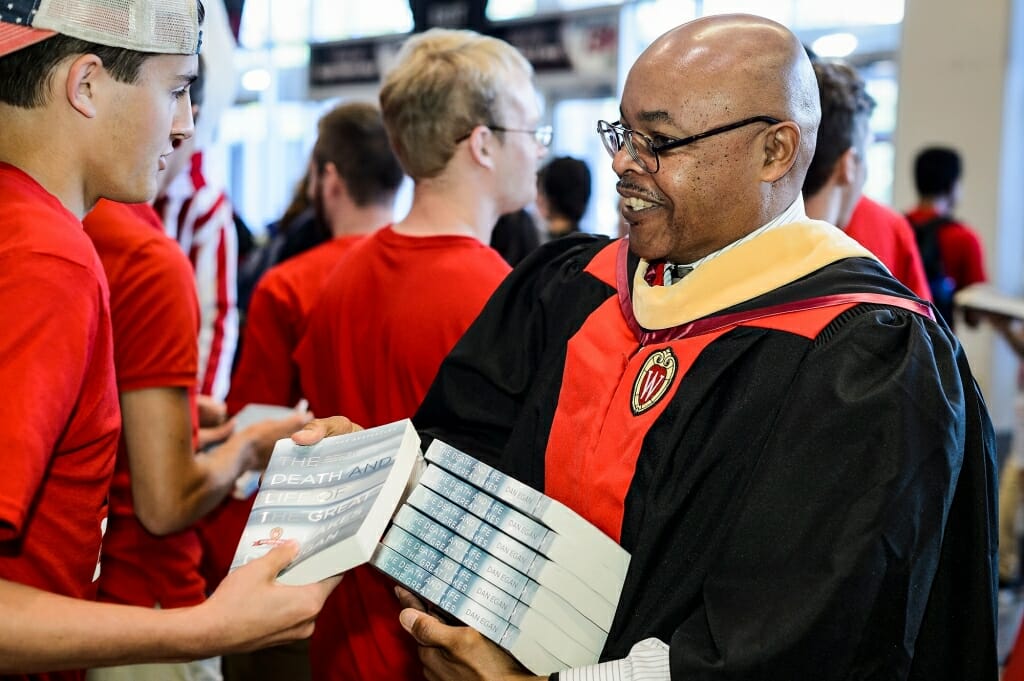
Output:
top-left (413, 221), bottom-right (997, 680)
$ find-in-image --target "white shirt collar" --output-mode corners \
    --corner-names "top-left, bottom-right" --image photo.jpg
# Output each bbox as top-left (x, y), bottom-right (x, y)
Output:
top-left (679, 194), bottom-right (808, 272)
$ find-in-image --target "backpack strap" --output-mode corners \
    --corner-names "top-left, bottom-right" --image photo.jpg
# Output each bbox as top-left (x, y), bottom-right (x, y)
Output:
top-left (908, 214), bottom-right (954, 233)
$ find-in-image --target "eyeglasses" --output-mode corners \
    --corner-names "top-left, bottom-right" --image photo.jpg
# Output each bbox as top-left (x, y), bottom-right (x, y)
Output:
top-left (455, 124), bottom-right (553, 148)
top-left (596, 116), bottom-right (781, 173)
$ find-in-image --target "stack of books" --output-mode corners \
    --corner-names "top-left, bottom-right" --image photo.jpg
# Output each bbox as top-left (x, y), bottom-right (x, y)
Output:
top-left (228, 420), bottom-right (630, 675)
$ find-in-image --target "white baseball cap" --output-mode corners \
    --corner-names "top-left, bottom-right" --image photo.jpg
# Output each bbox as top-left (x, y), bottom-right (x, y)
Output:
top-left (0, 0), bottom-right (202, 58)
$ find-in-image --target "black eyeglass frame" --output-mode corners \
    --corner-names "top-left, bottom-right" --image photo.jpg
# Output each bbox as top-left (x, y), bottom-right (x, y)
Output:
top-left (455, 124), bottom-right (553, 147)
top-left (597, 115), bottom-right (782, 173)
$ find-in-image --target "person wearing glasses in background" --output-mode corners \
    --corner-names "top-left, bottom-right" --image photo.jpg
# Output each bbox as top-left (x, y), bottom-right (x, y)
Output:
top-left (292, 27), bottom-right (549, 681)
top-left (299, 12), bottom-right (997, 681)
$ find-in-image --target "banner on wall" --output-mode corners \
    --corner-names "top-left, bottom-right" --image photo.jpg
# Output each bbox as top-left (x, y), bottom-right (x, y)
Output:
top-left (308, 6), bottom-right (618, 89)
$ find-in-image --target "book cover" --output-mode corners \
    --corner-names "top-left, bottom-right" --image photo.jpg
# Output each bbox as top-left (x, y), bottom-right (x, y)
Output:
top-left (230, 401), bottom-right (308, 499)
top-left (229, 419), bottom-right (422, 585)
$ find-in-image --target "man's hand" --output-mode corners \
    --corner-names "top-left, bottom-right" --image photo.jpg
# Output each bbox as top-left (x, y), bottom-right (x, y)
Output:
top-left (197, 394), bottom-right (228, 428)
top-left (198, 418), bottom-right (235, 450)
top-left (291, 416), bottom-right (363, 447)
top-left (395, 587), bottom-right (545, 681)
top-left (191, 541), bottom-right (341, 655)
top-left (234, 412), bottom-right (314, 470)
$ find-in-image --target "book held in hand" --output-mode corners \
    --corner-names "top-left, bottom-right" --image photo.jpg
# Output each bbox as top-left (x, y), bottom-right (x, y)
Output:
top-left (228, 419), bottom-right (631, 674)
top-left (954, 283), bottom-right (1024, 321)
top-left (228, 419), bottom-right (422, 585)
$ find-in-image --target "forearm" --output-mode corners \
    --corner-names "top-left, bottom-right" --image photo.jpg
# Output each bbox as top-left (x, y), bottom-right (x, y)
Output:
top-left (1, 543), bottom-right (338, 673)
top-left (174, 435), bottom-right (257, 526)
top-left (124, 387), bottom-right (257, 534)
top-left (0, 579), bottom-right (202, 673)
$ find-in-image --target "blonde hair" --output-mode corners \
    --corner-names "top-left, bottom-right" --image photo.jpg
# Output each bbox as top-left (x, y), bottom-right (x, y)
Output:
top-left (379, 28), bottom-right (533, 180)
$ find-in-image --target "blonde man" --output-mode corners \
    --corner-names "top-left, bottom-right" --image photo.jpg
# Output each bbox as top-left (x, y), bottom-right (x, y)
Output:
top-left (294, 28), bottom-right (549, 681)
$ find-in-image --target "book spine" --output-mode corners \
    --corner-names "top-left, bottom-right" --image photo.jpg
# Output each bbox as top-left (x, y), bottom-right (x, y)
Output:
top-left (382, 527), bottom-right (523, 621)
top-left (371, 545), bottom-right (565, 675)
top-left (405, 486), bottom-right (615, 631)
top-left (392, 504), bottom-right (474, 565)
top-left (370, 544), bottom-right (513, 645)
top-left (424, 441), bottom-right (544, 514)
top-left (382, 526), bottom-right (601, 665)
top-left (389, 506), bottom-right (608, 653)
top-left (419, 465), bottom-right (553, 551)
top-left (406, 486), bottom-right (541, 577)
top-left (392, 506), bottom-right (532, 599)
top-left (425, 440), bottom-right (630, 575)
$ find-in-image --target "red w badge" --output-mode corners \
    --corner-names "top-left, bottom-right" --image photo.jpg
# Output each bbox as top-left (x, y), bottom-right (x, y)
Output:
top-left (631, 348), bottom-right (677, 416)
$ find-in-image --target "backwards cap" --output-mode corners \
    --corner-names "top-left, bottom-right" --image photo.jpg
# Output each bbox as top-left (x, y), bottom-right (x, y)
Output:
top-left (0, 0), bottom-right (201, 58)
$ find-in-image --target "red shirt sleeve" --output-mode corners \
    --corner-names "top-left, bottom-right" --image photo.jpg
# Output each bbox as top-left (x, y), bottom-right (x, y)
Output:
top-left (946, 225), bottom-right (988, 288)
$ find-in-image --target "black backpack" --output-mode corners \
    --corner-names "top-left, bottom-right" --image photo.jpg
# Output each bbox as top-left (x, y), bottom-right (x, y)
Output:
top-left (908, 214), bottom-right (956, 326)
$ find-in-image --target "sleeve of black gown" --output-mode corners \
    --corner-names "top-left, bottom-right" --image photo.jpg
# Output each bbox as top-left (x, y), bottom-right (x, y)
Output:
top-left (668, 307), bottom-right (995, 680)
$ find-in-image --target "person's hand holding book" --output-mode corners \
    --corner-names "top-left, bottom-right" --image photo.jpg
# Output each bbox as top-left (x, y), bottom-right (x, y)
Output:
top-left (291, 415), bottom-right (365, 446)
top-left (190, 541), bottom-right (341, 654)
top-left (395, 586), bottom-right (548, 681)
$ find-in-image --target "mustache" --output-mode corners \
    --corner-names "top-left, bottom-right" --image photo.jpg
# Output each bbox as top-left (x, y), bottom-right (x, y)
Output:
top-left (616, 180), bottom-right (660, 202)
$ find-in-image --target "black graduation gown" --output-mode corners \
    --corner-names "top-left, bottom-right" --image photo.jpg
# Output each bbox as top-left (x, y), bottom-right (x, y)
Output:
top-left (413, 223), bottom-right (997, 681)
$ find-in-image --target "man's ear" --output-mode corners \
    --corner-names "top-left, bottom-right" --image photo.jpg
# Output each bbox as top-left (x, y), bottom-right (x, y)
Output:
top-left (322, 161), bottom-right (353, 206)
top-left (465, 125), bottom-right (497, 170)
top-left (64, 53), bottom-right (104, 119)
top-left (321, 161), bottom-right (342, 199)
top-left (836, 147), bottom-right (858, 185)
top-left (760, 122), bottom-right (800, 183)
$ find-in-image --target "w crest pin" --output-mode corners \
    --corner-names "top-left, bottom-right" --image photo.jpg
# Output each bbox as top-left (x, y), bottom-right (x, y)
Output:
top-left (631, 348), bottom-right (677, 415)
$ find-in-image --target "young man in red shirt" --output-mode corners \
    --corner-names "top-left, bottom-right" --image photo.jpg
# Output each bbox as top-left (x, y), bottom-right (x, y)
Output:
top-left (905, 146), bottom-right (988, 325)
top-left (293, 28), bottom-right (548, 681)
top-left (228, 102), bottom-right (403, 415)
top-left (0, 2), bottom-right (336, 677)
top-left (215, 101), bottom-right (403, 681)
top-left (82, 199), bottom-right (310, 681)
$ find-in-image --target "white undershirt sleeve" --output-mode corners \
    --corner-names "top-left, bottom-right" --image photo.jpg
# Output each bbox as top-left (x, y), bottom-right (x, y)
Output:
top-left (556, 637), bottom-right (670, 681)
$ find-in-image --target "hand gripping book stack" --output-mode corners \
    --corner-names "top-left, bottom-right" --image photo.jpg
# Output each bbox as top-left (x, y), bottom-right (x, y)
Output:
top-left (228, 419), bottom-right (631, 675)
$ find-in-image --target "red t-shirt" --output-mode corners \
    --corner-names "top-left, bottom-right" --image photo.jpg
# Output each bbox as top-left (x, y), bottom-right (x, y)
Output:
top-left (83, 200), bottom-right (206, 609)
top-left (197, 236), bottom-right (367, 591)
top-left (0, 164), bottom-right (120, 681)
top-left (228, 235), bottom-right (365, 414)
top-left (905, 205), bottom-right (988, 289)
top-left (294, 226), bottom-right (511, 681)
top-left (845, 196), bottom-right (932, 300)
